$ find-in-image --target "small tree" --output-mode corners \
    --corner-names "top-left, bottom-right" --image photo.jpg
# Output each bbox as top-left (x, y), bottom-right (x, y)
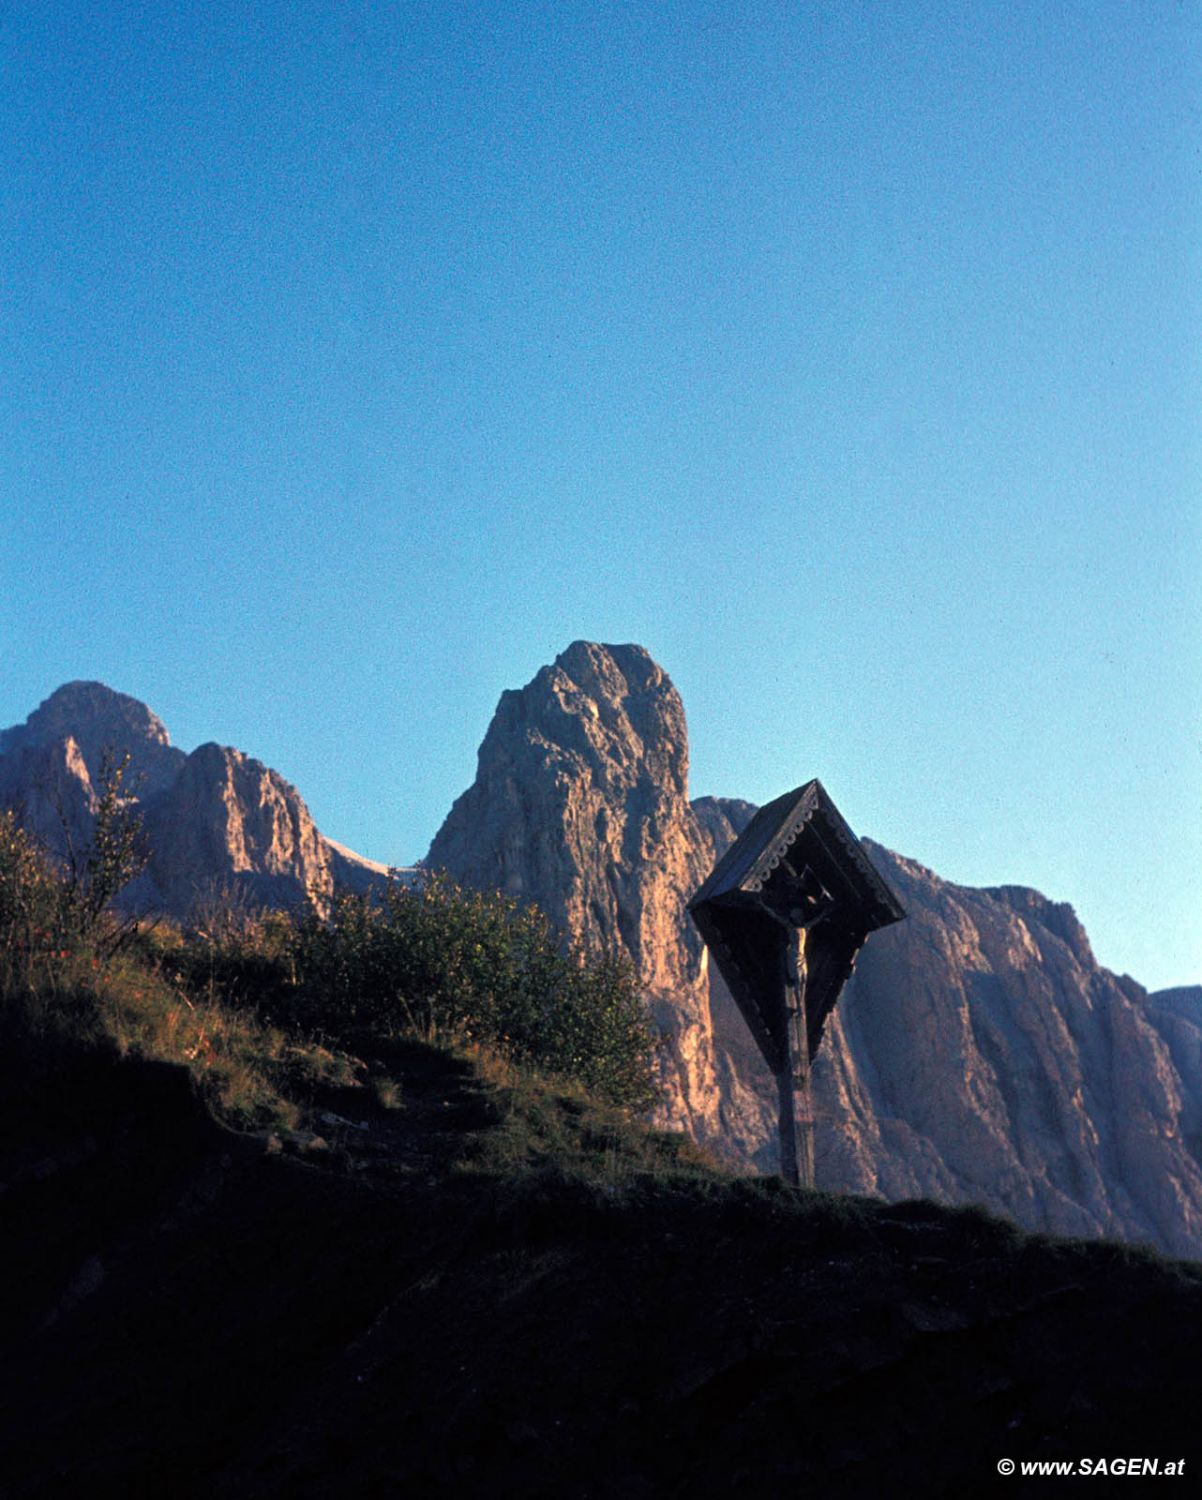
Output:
top-left (84, 752), bottom-right (148, 914)
top-left (57, 750), bottom-right (151, 953)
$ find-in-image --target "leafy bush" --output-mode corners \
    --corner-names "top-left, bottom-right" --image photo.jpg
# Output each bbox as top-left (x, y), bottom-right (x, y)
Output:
top-left (2, 809), bottom-right (660, 1117)
top-left (288, 875), bottom-right (659, 1110)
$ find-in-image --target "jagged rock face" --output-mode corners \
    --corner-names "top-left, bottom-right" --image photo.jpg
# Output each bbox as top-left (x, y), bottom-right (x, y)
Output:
top-left (137, 743), bottom-right (334, 917)
top-left (427, 642), bottom-right (726, 1139)
top-left (0, 684), bottom-right (340, 919)
top-left (795, 847), bottom-right (1202, 1255)
top-left (0, 681), bottom-right (186, 862)
top-left (431, 643), bottom-right (698, 983)
top-left (1138, 987), bottom-right (1202, 1183)
top-left (430, 642), bottom-right (1202, 1255)
top-left (694, 828), bottom-right (1202, 1257)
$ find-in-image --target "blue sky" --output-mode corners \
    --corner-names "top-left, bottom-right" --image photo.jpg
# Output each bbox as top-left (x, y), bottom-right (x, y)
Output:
top-left (2, 2), bottom-right (1199, 990)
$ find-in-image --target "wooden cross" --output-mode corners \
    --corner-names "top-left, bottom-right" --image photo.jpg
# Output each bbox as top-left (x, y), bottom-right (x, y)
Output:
top-left (689, 781), bottom-right (904, 1188)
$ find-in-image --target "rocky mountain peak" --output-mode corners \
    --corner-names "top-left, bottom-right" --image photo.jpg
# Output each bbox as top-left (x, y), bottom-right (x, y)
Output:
top-left (0, 680), bottom-right (185, 800)
top-left (482, 641), bottom-right (690, 806)
top-left (138, 741), bottom-right (333, 915)
top-left (6, 681), bottom-right (175, 755)
top-left (428, 642), bottom-right (723, 1137)
top-left (430, 641), bottom-right (700, 969)
top-left (0, 686), bottom-right (362, 920)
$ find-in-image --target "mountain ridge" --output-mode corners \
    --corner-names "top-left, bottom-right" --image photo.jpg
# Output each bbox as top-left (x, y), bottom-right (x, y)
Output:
top-left (4, 655), bottom-right (1199, 1252)
top-left (0, 681), bottom-right (350, 916)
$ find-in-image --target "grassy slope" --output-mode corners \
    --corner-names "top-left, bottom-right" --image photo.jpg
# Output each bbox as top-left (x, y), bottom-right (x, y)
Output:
top-left (2, 1028), bottom-right (1201, 1499)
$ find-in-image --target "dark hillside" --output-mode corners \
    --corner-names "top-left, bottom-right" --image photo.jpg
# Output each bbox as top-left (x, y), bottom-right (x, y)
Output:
top-left (2, 1044), bottom-right (1201, 1499)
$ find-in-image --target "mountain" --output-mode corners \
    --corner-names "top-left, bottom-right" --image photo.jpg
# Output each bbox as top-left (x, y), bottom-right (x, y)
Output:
top-left (428, 642), bottom-right (1202, 1255)
top-left (7, 662), bottom-right (1200, 1254)
top-left (0, 682), bottom-right (369, 919)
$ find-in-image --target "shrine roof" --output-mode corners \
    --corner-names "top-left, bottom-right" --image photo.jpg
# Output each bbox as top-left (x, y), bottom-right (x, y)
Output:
top-left (690, 779), bottom-right (904, 931)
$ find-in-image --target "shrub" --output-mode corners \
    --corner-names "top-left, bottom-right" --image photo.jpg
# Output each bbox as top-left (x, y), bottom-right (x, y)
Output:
top-left (172, 894), bottom-right (295, 1012)
top-left (0, 750), bottom-right (151, 978)
top-left (288, 874), bottom-right (659, 1110)
top-left (2, 813), bottom-right (660, 1116)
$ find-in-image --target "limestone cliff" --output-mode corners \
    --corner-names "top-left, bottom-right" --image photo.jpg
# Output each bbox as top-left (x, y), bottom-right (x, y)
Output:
top-left (136, 743), bottom-right (335, 916)
top-left (428, 642), bottom-right (1202, 1254)
top-left (802, 848), bottom-right (1202, 1254)
top-left (0, 681), bottom-right (185, 800)
top-left (0, 732), bottom-right (97, 863)
top-left (0, 683), bottom-right (351, 919)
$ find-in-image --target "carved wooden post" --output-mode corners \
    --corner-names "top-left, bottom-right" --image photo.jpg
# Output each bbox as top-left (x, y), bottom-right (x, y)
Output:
top-left (778, 925), bottom-right (814, 1188)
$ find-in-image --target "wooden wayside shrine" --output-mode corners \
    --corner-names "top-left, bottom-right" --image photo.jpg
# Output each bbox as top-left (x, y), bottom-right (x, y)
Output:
top-left (688, 781), bottom-right (904, 1187)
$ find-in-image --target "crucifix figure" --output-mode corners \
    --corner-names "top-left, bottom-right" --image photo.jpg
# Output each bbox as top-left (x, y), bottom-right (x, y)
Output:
top-left (749, 859), bottom-right (835, 1185)
top-left (689, 781), bottom-right (904, 1188)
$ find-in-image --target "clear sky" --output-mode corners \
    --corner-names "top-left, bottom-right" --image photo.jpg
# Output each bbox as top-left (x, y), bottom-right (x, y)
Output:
top-left (2, 2), bottom-right (1199, 991)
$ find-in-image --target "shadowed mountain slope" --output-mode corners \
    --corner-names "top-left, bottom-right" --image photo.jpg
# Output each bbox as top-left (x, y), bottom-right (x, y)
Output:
top-left (2, 1042), bottom-right (1200, 1497)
